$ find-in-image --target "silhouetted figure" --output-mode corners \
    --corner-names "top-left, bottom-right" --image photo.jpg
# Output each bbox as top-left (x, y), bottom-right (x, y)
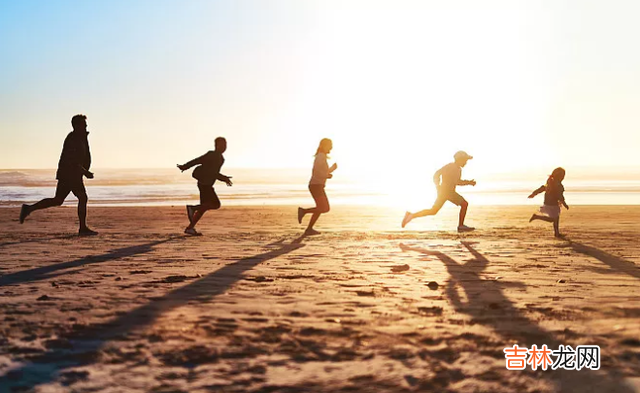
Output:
top-left (402, 151), bottom-right (476, 232)
top-left (528, 167), bottom-right (569, 238)
top-left (177, 137), bottom-right (232, 236)
top-left (19, 115), bottom-right (98, 236)
top-left (298, 138), bottom-right (337, 236)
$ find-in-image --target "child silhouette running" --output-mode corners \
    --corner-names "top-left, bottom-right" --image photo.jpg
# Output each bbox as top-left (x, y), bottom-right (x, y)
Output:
top-left (402, 151), bottom-right (476, 232)
top-left (528, 167), bottom-right (569, 238)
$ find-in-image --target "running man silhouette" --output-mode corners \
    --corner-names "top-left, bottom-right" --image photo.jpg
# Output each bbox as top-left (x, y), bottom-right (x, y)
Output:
top-left (298, 138), bottom-right (337, 236)
top-left (177, 137), bottom-right (232, 236)
top-left (528, 167), bottom-right (569, 238)
top-left (19, 114), bottom-right (98, 236)
top-left (402, 151), bottom-right (476, 232)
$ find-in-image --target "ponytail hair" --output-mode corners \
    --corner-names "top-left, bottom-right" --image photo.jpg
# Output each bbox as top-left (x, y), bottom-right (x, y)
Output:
top-left (547, 167), bottom-right (566, 185)
top-left (315, 138), bottom-right (333, 157)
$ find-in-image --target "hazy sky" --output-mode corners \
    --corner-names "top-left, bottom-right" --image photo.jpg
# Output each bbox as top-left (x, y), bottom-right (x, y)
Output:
top-left (2, 0), bottom-right (639, 180)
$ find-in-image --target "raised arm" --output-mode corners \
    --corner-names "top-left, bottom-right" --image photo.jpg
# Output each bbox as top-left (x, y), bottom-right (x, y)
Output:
top-left (177, 153), bottom-right (206, 172)
top-left (528, 185), bottom-right (545, 199)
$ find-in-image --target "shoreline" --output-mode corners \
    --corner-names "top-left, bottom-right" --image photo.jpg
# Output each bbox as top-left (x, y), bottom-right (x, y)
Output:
top-left (2, 202), bottom-right (640, 208)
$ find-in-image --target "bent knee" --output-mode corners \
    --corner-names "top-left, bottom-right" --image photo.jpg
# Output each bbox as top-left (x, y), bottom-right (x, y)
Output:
top-left (460, 200), bottom-right (469, 208)
top-left (203, 202), bottom-right (221, 210)
top-left (52, 197), bottom-right (65, 206)
top-left (320, 204), bottom-right (330, 213)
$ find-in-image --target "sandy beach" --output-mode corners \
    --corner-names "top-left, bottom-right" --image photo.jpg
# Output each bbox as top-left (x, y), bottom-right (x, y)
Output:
top-left (1, 205), bottom-right (639, 392)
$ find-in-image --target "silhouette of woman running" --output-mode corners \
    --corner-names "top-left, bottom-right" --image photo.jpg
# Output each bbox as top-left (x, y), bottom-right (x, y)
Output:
top-left (298, 138), bottom-right (337, 236)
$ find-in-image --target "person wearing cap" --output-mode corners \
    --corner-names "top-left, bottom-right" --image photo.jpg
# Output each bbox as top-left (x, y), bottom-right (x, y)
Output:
top-left (402, 151), bottom-right (476, 232)
top-left (19, 114), bottom-right (98, 236)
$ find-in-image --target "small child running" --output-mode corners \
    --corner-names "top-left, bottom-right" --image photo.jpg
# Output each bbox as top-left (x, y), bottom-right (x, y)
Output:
top-left (402, 151), bottom-right (476, 232)
top-left (177, 137), bottom-right (232, 236)
top-left (528, 167), bottom-right (569, 238)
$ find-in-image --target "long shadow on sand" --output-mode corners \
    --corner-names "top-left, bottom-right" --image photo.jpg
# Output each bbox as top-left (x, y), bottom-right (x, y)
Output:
top-left (570, 241), bottom-right (640, 281)
top-left (401, 241), bottom-right (634, 393)
top-left (0, 237), bottom-right (181, 288)
top-left (0, 234), bottom-right (79, 249)
top-left (0, 242), bottom-right (304, 391)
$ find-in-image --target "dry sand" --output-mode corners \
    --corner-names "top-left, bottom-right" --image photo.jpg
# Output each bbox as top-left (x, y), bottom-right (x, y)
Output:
top-left (1, 205), bottom-right (639, 392)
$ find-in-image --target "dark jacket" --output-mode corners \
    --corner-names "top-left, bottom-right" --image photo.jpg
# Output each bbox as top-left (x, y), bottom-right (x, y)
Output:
top-left (56, 131), bottom-right (91, 180)
top-left (183, 151), bottom-right (226, 186)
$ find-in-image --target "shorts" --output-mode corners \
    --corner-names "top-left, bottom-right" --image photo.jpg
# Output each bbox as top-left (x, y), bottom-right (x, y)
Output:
top-left (55, 177), bottom-right (87, 201)
top-left (431, 190), bottom-right (467, 210)
top-left (198, 183), bottom-right (221, 209)
top-left (309, 184), bottom-right (329, 212)
top-left (539, 204), bottom-right (561, 219)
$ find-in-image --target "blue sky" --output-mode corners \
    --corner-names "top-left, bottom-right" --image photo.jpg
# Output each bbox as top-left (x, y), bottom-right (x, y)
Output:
top-left (2, 0), bottom-right (640, 179)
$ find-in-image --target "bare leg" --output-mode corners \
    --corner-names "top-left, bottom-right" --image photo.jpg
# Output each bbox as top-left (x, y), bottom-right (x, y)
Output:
top-left (77, 194), bottom-right (88, 231)
top-left (553, 217), bottom-right (562, 237)
top-left (26, 181), bottom-right (71, 217)
top-left (306, 205), bottom-right (329, 231)
top-left (28, 197), bottom-right (63, 213)
top-left (73, 186), bottom-right (98, 235)
top-left (412, 207), bottom-right (439, 218)
top-left (22, 194), bottom-right (65, 224)
top-left (458, 201), bottom-right (468, 227)
top-left (187, 206), bottom-right (207, 230)
top-left (187, 186), bottom-right (221, 231)
top-left (306, 211), bottom-right (322, 231)
top-left (403, 198), bottom-right (445, 228)
top-left (530, 214), bottom-right (554, 223)
top-left (305, 185), bottom-right (329, 233)
top-left (300, 207), bottom-right (317, 217)
top-left (298, 207), bottom-right (319, 225)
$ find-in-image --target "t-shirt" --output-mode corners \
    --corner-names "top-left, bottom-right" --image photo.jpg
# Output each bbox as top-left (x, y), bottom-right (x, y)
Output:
top-left (532, 180), bottom-right (565, 206)
top-left (309, 153), bottom-right (329, 186)
top-left (544, 180), bottom-right (565, 206)
top-left (437, 162), bottom-right (462, 193)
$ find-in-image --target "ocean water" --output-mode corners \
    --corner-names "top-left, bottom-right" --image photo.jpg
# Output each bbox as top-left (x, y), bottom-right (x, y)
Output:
top-left (1, 169), bottom-right (639, 207)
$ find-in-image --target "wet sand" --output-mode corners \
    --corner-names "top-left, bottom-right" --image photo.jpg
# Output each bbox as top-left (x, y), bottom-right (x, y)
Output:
top-left (1, 205), bottom-right (639, 392)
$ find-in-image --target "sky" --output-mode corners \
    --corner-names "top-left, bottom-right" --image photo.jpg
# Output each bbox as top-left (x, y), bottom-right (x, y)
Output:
top-left (1, 0), bottom-right (640, 183)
